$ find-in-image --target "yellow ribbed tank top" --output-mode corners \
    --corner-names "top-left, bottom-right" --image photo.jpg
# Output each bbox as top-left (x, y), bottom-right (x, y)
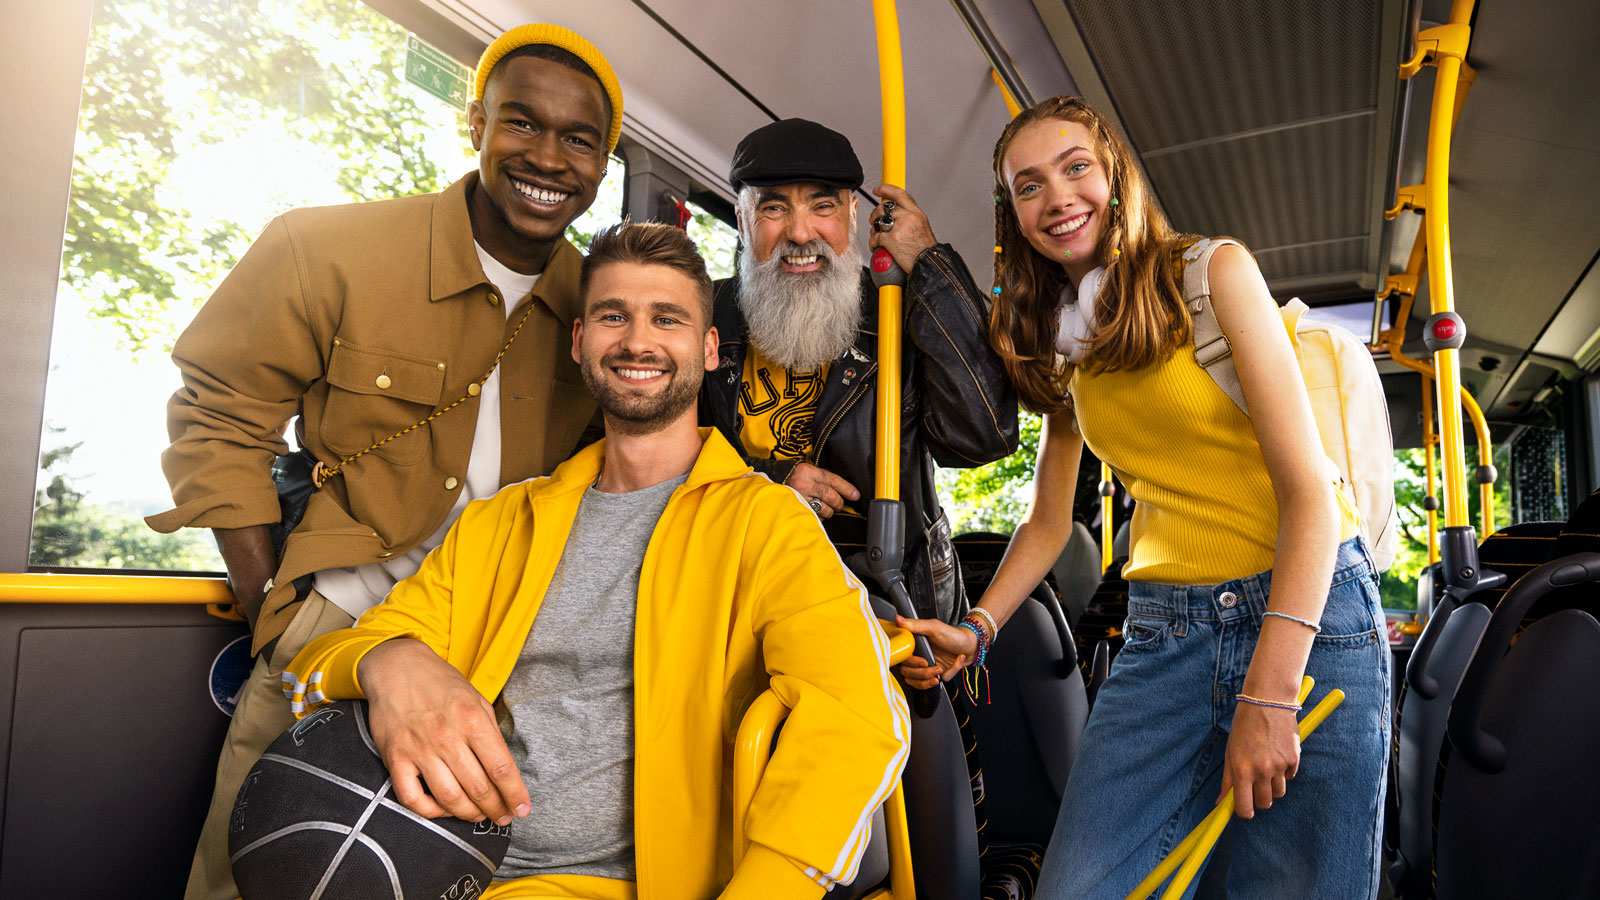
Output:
top-left (1070, 341), bottom-right (1359, 586)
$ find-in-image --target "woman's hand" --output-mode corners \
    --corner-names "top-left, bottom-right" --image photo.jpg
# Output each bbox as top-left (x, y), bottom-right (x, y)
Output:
top-left (1220, 700), bottom-right (1302, 818)
top-left (893, 614), bottom-right (980, 689)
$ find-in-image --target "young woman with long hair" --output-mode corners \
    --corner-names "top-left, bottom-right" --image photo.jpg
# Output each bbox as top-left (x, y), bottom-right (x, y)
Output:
top-left (896, 97), bottom-right (1389, 899)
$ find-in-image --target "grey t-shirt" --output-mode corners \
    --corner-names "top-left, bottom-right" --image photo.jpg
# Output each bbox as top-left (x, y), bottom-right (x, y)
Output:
top-left (493, 472), bottom-right (686, 882)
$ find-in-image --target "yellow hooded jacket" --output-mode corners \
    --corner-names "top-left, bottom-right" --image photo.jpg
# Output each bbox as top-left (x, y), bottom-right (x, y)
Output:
top-left (283, 429), bottom-right (911, 899)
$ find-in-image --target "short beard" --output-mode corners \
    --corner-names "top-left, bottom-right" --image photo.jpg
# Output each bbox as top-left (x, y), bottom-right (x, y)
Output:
top-left (737, 238), bottom-right (862, 371)
top-left (581, 349), bottom-right (702, 437)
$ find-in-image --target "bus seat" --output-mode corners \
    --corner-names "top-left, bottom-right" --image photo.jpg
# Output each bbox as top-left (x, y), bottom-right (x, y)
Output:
top-left (1435, 548), bottom-right (1600, 899)
top-left (1389, 520), bottom-right (1561, 898)
top-left (1110, 519), bottom-right (1131, 560)
top-left (953, 532), bottom-right (1090, 899)
top-left (1049, 521), bottom-right (1102, 626)
top-left (1086, 639), bottom-right (1111, 709)
top-left (966, 580), bottom-right (1087, 846)
top-left (1072, 557), bottom-right (1130, 687)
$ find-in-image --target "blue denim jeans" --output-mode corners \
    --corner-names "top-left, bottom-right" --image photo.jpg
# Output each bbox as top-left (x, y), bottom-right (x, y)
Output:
top-left (1037, 537), bottom-right (1390, 900)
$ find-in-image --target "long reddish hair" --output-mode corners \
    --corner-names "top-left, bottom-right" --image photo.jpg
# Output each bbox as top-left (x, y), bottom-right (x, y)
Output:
top-left (989, 97), bottom-right (1191, 415)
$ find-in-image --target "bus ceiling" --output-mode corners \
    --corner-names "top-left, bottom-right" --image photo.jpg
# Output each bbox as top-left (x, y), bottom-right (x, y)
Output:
top-left (373, 0), bottom-right (1596, 422)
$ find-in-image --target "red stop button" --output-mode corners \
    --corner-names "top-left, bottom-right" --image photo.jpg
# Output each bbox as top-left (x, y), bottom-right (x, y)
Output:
top-left (1433, 319), bottom-right (1458, 341)
top-left (871, 248), bottom-right (894, 273)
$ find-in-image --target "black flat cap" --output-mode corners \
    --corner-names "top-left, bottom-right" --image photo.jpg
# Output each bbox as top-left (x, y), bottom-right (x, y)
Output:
top-left (729, 118), bottom-right (864, 191)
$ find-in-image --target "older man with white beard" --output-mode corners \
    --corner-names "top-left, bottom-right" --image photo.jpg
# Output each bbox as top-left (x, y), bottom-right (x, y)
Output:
top-left (700, 118), bottom-right (1018, 627)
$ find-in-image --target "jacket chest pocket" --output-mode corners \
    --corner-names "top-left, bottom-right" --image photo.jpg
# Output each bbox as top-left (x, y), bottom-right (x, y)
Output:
top-left (320, 339), bottom-right (447, 465)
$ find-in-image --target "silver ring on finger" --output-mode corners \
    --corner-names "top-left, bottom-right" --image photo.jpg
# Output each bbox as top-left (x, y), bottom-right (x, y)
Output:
top-left (807, 497), bottom-right (823, 515)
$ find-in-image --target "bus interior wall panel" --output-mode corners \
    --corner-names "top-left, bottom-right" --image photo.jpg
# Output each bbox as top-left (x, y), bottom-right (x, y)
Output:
top-left (0, 603), bottom-right (248, 897)
top-left (0, 0), bottom-right (96, 574)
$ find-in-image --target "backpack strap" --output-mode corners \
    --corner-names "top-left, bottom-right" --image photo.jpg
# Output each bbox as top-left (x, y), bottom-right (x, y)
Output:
top-left (1182, 237), bottom-right (1250, 415)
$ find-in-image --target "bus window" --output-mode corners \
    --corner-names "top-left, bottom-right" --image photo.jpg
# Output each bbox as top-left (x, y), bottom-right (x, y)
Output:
top-left (26, 0), bottom-right (625, 573)
top-left (684, 199), bottom-right (738, 279)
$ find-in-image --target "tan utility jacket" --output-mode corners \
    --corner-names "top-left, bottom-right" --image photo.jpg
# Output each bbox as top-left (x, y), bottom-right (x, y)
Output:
top-left (147, 173), bottom-right (597, 653)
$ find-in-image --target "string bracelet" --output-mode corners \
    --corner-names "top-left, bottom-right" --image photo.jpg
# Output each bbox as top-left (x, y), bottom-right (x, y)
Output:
top-left (1262, 610), bottom-right (1322, 633)
top-left (956, 615), bottom-right (992, 705)
top-left (1236, 693), bottom-right (1302, 712)
top-left (967, 607), bottom-right (998, 644)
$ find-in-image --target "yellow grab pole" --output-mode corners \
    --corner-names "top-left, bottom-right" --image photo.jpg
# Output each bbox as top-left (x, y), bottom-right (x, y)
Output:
top-left (989, 70), bottom-right (1021, 118)
top-left (0, 571), bottom-right (244, 622)
top-left (1101, 462), bottom-right (1115, 573)
top-left (1421, 376), bottom-right (1440, 566)
top-left (1386, 310), bottom-right (1492, 541)
top-left (871, 0), bottom-right (906, 501)
top-left (1460, 388), bottom-right (1495, 536)
top-left (1420, 12), bottom-right (1473, 531)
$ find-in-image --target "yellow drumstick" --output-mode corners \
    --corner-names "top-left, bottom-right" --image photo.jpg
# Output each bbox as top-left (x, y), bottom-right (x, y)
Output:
top-left (1126, 676), bottom-right (1345, 900)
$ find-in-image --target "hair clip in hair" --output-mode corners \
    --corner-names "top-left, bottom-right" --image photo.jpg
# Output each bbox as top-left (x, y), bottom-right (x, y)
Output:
top-left (992, 286), bottom-right (1002, 295)
top-left (1109, 197), bottom-right (1120, 207)
top-left (993, 245), bottom-right (1002, 254)
top-left (1112, 248), bottom-right (1122, 257)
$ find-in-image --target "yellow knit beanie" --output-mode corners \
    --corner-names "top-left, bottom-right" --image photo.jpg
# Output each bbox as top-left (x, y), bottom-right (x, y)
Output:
top-left (474, 24), bottom-right (624, 152)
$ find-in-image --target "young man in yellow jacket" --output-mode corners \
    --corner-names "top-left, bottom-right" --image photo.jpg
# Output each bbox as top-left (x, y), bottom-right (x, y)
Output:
top-left (283, 222), bottom-right (911, 899)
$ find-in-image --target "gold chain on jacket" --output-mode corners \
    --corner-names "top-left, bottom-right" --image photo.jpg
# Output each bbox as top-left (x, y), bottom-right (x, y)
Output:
top-left (311, 298), bottom-right (537, 488)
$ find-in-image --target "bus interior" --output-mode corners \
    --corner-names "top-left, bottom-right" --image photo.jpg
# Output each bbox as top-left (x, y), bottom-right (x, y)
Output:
top-left (2, 0), bottom-right (1597, 897)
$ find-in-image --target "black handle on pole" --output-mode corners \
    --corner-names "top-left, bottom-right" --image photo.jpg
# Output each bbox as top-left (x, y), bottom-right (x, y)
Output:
top-left (866, 498), bottom-right (941, 718)
top-left (1406, 526), bottom-right (1503, 699)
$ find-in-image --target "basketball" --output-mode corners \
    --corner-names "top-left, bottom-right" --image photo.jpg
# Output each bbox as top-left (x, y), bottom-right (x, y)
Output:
top-left (228, 700), bottom-right (511, 900)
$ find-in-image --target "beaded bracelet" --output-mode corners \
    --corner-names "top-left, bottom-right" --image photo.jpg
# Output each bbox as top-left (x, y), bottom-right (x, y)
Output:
top-left (955, 619), bottom-right (989, 667)
top-left (1262, 610), bottom-right (1322, 633)
top-left (1235, 692), bottom-right (1302, 712)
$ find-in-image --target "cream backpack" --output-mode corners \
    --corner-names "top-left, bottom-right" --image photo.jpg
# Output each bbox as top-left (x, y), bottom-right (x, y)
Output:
top-left (1182, 238), bottom-right (1399, 571)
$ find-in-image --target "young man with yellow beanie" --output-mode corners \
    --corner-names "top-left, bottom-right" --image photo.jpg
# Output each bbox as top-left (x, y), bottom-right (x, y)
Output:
top-left (146, 25), bottom-right (625, 900)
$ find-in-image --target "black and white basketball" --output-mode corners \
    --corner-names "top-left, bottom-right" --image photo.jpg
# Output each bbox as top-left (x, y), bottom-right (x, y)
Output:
top-left (228, 700), bottom-right (511, 900)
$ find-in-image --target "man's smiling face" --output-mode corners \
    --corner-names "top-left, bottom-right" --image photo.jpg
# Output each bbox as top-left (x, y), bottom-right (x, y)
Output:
top-left (572, 261), bottom-right (718, 435)
top-left (468, 55), bottom-right (608, 267)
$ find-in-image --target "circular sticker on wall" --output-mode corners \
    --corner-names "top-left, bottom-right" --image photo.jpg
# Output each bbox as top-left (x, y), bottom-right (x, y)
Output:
top-left (210, 635), bottom-right (254, 717)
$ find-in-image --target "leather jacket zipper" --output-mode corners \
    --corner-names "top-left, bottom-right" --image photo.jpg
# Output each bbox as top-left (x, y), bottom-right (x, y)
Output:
top-left (814, 362), bottom-right (876, 466)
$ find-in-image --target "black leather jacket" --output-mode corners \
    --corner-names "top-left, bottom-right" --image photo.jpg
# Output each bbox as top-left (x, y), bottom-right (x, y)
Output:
top-left (700, 244), bottom-right (1018, 623)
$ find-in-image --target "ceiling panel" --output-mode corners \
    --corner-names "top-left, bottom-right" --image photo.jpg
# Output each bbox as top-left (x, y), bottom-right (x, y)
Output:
top-left (1063, 0), bottom-right (1384, 297)
top-left (1066, 0), bottom-right (1380, 152)
top-left (1142, 114), bottom-right (1373, 278)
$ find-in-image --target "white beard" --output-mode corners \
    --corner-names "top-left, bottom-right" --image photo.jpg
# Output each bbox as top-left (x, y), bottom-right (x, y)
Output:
top-left (737, 237), bottom-right (863, 371)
